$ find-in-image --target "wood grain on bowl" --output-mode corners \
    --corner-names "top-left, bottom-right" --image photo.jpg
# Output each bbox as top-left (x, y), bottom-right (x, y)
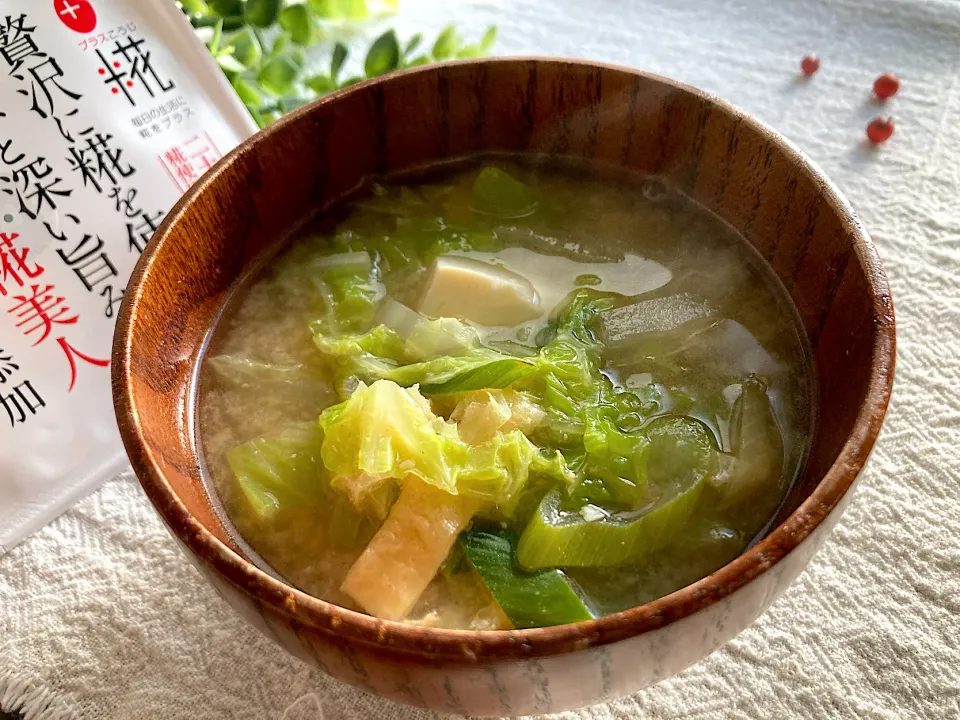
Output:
top-left (112, 58), bottom-right (894, 716)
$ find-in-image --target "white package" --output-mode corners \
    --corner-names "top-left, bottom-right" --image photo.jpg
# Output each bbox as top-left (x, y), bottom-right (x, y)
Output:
top-left (0, 0), bottom-right (257, 553)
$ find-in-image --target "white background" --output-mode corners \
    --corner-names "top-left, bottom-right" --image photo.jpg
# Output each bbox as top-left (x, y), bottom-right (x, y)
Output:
top-left (0, 0), bottom-right (254, 553)
top-left (2, 0), bottom-right (958, 718)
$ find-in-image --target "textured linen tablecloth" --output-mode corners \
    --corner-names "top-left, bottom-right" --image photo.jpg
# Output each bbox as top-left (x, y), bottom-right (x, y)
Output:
top-left (2, 0), bottom-right (959, 718)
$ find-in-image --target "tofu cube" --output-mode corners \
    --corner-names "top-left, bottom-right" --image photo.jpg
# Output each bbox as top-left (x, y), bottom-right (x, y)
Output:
top-left (418, 256), bottom-right (542, 326)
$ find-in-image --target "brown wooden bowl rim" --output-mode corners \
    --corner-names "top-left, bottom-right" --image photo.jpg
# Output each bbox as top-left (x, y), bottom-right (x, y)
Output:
top-left (113, 57), bottom-right (896, 661)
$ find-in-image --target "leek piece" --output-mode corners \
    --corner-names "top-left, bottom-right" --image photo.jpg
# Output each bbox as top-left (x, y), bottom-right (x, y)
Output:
top-left (462, 528), bottom-right (593, 629)
top-left (516, 416), bottom-right (715, 568)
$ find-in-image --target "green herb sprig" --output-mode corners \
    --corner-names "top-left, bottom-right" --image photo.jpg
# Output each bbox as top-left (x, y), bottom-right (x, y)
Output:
top-left (178, 0), bottom-right (496, 128)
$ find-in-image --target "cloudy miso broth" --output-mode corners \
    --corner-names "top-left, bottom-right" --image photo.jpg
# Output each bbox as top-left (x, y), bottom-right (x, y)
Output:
top-left (197, 158), bottom-right (813, 629)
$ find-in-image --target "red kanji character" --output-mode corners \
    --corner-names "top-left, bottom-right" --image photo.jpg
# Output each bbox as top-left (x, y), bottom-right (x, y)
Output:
top-left (56, 336), bottom-right (109, 391)
top-left (0, 232), bottom-right (44, 296)
top-left (163, 147), bottom-right (187, 165)
top-left (174, 163), bottom-right (197, 187)
top-left (185, 133), bottom-right (220, 173)
top-left (97, 36), bottom-right (174, 107)
top-left (9, 283), bottom-right (78, 346)
top-left (160, 143), bottom-right (203, 190)
top-left (115, 36), bottom-right (174, 96)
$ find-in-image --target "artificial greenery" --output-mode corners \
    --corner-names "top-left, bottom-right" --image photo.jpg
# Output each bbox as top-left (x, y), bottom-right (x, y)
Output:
top-left (178, 0), bottom-right (497, 127)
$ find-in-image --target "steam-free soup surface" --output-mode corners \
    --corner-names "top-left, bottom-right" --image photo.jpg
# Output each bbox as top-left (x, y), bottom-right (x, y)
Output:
top-left (198, 159), bottom-right (812, 630)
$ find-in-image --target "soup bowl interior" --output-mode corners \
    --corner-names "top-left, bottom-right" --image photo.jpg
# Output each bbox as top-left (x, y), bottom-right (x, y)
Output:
top-left (113, 58), bottom-right (894, 715)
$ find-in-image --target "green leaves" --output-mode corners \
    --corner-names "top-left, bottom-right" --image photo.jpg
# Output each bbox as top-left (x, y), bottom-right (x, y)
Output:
top-left (429, 23), bottom-right (495, 61)
top-left (206, 18), bottom-right (246, 75)
top-left (364, 29), bottom-right (400, 77)
top-left (182, 0), bottom-right (498, 129)
top-left (180, 0), bottom-right (213, 14)
top-left (331, 42), bottom-right (348, 80)
top-left (215, 52), bottom-right (247, 74)
top-left (228, 26), bottom-right (262, 67)
top-left (403, 33), bottom-right (423, 57)
top-left (480, 26), bottom-right (497, 53)
top-left (308, 0), bottom-right (368, 19)
top-left (244, 0), bottom-right (281, 28)
top-left (271, 31), bottom-right (290, 55)
top-left (232, 76), bottom-right (263, 105)
top-left (208, 16), bottom-right (225, 53)
top-left (305, 73), bottom-right (335, 94)
top-left (209, 0), bottom-right (243, 16)
top-left (431, 25), bottom-right (458, 60)
top-left (258, 55), bottom-right (300, 96)
top-left (278, 4), bottom-right (318, 45)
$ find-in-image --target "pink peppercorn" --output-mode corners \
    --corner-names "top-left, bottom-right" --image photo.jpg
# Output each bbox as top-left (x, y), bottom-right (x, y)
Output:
top-left (866, 116), bottom-right (895, 144)
top-left (800, 55), bottom-right (820, 76)
top-left (873, 73), bottom-right (900, 100)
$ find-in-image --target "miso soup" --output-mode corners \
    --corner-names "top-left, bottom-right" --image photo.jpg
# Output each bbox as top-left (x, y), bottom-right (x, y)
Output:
top-left (196, 158), bottom-right (813, 630)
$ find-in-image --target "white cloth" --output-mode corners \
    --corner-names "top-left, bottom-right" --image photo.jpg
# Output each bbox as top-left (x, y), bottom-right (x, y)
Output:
top-left (3, 0), bottom-right (959, 718)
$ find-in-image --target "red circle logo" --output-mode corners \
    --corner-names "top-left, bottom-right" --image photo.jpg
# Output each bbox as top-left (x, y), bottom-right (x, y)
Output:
top-left (53, 0), bottom-right (97, 34)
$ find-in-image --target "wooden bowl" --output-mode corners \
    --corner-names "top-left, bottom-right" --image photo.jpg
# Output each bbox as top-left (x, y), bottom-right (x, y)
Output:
top-left (112, 58), bottom-right (895, 716)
